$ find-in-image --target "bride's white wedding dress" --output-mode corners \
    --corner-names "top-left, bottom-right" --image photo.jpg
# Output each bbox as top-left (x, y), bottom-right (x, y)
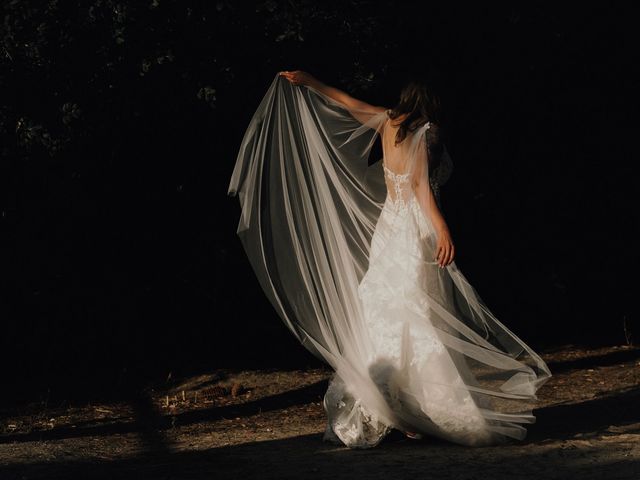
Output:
top-left (228, 74), bottom-right (552, 449)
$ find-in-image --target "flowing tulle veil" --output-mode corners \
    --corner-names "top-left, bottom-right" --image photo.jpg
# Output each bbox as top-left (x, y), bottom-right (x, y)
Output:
top-left (228, 74), bottom-right (551, 447)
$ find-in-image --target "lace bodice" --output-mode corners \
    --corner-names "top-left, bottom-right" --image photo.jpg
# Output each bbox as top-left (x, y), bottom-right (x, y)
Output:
top-left (381, 116), bottom-right (450, 211)
top-left (382, 162), bottom-right (412, 214)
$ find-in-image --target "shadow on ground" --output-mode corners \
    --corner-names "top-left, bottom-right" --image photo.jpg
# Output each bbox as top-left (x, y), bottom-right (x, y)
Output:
top-left (1, 429), bottom-right (638, 480)
top-left (2, 345), bottom-right (639, 479)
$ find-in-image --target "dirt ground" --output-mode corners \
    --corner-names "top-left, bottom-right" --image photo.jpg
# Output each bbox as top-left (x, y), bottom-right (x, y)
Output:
top-left (1, 343), bottom-right (639, 479)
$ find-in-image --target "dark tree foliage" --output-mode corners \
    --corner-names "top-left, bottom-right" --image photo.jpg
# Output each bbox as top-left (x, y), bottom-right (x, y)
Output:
top-left (1, 0), bottom-right (401, 400)
top-left (0, 1), bottom-right (636, 402)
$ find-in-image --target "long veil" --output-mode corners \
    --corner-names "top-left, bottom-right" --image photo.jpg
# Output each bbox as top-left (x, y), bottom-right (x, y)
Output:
top-left (228, 73), bottom-right (551, 446)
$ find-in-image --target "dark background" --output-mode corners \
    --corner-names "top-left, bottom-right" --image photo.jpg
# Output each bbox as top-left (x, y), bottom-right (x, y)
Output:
top-left (1, 2), bottom-right (636, 405)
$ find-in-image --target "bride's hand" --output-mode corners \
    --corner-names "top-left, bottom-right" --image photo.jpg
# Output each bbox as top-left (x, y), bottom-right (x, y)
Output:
top-left (279, 70), bottom-right (317, 87)
top-left (435, 227), bottom-right (455, 268)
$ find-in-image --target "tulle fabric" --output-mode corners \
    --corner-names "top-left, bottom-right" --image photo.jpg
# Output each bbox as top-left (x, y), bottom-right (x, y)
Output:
top-left (228, 74), bottom-right (552, 448)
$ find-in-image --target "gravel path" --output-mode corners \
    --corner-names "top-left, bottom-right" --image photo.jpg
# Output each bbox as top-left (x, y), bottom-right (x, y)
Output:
top-left (1, 344), bottom-right (639, 479)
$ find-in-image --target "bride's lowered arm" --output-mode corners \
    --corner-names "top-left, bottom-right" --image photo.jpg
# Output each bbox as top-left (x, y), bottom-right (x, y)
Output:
top-left (279, 70), bottom-right (387, 126)
top-left (412, 131), bottom-right (455, 268)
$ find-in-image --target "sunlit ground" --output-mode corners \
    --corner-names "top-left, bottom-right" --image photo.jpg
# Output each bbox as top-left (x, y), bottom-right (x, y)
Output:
top-left (1, 344), bottom-right (639, 479)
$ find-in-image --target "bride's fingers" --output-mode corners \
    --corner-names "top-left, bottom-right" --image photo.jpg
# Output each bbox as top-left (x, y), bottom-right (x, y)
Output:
top-left (442, 245), bottom-right (450, 267)
top-left (282, 73), bottom-right (301, 85)
top-left (444, 244), bottom-right (453, 267)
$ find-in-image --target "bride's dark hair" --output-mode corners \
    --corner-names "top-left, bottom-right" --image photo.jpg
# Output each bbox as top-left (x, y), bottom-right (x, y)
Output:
top-left (388, 77), bottom-right (445, 173)
top-left (388, 78), bottom-right (442, 146)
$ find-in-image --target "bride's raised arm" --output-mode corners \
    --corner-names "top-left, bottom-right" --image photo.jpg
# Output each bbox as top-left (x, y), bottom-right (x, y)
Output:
top-left (279, 70), bottom-right (387, 126)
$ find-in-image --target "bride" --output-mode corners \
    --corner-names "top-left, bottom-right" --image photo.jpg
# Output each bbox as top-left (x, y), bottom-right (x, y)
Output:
top-left (228, 70), bottom-right (552, 448)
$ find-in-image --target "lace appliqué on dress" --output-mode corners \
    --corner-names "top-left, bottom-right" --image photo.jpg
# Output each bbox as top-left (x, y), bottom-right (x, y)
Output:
top-left (322, 373), bottom-right (392, 448)
top-left (382, 163), bottom-right (410, 215)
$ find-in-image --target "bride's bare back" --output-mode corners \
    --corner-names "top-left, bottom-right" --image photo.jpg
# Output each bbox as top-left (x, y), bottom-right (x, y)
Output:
top-left (381, 114), bottom-right (411, 172)
top-left (380, 113), bottom-right (419, 207)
